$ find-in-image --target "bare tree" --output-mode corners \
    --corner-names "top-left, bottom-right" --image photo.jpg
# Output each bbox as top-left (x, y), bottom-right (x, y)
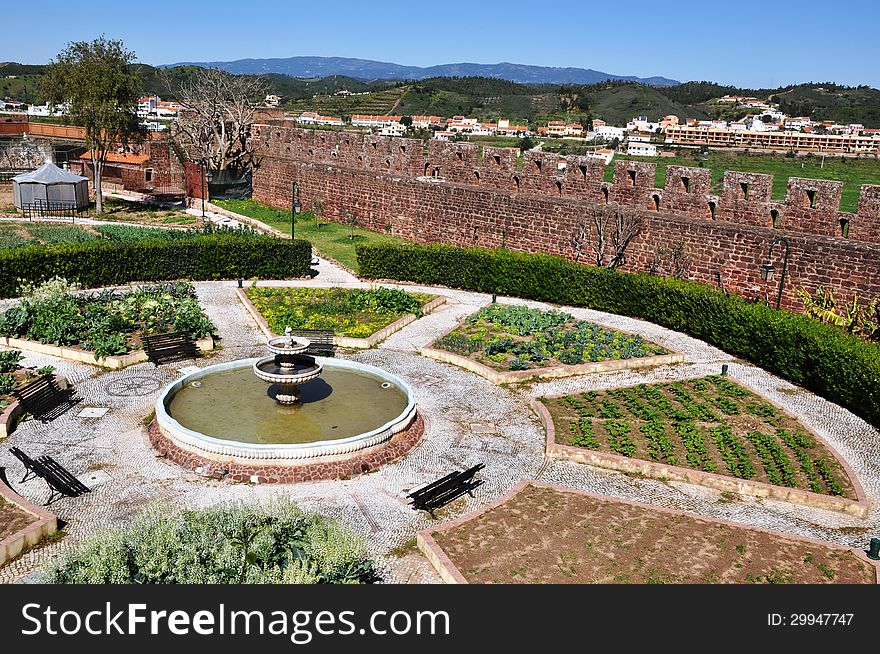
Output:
top-left (170, 68), bottom-right (269, 172)
top-left (607, 207), bottom-right (643, 269)
top-left (572, 206), bottom-right (643, 270)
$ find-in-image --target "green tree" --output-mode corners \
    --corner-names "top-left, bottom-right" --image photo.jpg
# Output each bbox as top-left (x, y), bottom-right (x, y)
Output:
top-left (43, 36), bottom-right (144, 213)
top-left (399, 116), bottom-right (413, 127)
top-left (518, 136), bottom-right (535, 152)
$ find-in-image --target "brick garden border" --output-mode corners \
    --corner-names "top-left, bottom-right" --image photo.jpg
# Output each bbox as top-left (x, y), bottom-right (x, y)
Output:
top-left (531, 391), bottom-right (870, 518)
top-left (420, 307), bottom-right (683, 385)
top-left (1, 336), bottom-right (214, 370)
top-left (147, 412), bottom-right (424, 484)
top-left (417, 480), bottom-right (880, 584)
top-left (0, 374), bottom-right (68, 440)
top-left (0, 473), bottom-right (58, 568)
top-left (236, 286), bottom-right (446, 349)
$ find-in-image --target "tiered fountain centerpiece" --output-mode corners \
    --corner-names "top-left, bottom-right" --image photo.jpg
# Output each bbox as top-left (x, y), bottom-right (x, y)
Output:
top-left (253, 327), bottom-right (323, 405)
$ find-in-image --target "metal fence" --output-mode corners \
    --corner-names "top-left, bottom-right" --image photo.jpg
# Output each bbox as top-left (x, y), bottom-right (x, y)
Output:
top-left (18, 200), bottom-right (87, 221)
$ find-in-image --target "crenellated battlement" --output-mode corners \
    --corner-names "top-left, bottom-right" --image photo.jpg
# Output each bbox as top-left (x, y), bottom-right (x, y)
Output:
top-left (253, 124), bottom-right (880, 244)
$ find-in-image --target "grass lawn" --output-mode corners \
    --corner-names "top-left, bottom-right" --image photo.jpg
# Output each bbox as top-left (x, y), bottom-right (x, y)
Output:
top-left (434, 304), bottom-right (668, 372)
top-left (244, 286), bottom-right (434, 338)
top-left (541, 376), bottom-right (854, 498)
top-left (607, 151), bottom-right (880, 212)
top-left (430, 483), bottom-right (876, 584)
top-left (213, 198), bottom-right (412, 271)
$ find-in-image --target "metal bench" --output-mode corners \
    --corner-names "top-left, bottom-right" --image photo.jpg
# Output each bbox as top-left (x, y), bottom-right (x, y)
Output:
top-left (141, 331), bottom-right (199, 365)
top-left (9, 447), bottom-right (90, 505)
top-left (288, 329), bottom-right (337, 357)
top-left (12, 375), bottom-right (77, 422)
top-left (407, 463), bottom-right (485, 519)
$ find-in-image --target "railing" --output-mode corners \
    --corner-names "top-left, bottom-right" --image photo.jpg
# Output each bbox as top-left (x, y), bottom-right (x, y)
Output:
top-left (19, 200), bottom-right (86, 221)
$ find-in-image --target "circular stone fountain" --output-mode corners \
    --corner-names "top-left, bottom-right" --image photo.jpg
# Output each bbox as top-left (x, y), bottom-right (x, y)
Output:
top-left (153, 330), bottom-right (417, 470)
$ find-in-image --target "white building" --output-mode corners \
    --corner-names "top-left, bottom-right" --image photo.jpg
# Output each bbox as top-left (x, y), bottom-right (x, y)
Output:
top-left (592, 125), bottom-right (626, 142)
top-left (585, 148), bottom-right (615, 165)
top-left (264, 94), bottom-right (282, 107)
top-left (28, 102), bottom-right (68, 117)
top-left (626, 142), bottom-right (657, 157)
top-left (379, 122), bottom-right (407, 137)
top-left (351, 115), bottom-right (401, 129)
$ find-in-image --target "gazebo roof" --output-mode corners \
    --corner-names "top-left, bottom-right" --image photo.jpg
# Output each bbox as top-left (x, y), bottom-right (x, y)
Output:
top-left (12, 161), bottom-right (87, 185)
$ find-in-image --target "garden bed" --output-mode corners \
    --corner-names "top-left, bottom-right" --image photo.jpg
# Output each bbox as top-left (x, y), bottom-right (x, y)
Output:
top-left (536, 376), bottom-right (865, 516)
top-left (419, 482), bottom-right (878, 584)
top-left (424, 304), bottom-right (681, 384)
top-left (239, 286), bottom-right (444, 348)
top-left (0, 279), bottom-right (216, 367)
top-left (0, 481), bottom-right (58, 568)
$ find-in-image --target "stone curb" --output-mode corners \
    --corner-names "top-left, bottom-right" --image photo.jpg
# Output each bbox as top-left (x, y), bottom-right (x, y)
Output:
top-left (1, 336), bottom-right (214, 370)
top-left (0, 474), bottom-right (58, 568)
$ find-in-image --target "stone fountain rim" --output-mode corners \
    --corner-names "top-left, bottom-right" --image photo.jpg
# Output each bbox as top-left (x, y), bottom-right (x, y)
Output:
top-left (154, 357), bottom-right (417, 461)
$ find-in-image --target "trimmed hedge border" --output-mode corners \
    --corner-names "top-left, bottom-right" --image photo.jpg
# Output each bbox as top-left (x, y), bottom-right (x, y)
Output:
top-left (356, 243), bottom-right (880, 427)
top-left (0, 235), bottom-right (313, 298)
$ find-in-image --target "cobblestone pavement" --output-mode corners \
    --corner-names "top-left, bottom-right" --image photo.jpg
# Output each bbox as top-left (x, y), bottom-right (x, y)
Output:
top-left (2, 264), bottom-right (879, 584)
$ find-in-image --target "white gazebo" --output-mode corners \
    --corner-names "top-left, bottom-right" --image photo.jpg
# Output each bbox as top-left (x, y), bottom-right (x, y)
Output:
top-left (12, 161), bottom-right (89, 214)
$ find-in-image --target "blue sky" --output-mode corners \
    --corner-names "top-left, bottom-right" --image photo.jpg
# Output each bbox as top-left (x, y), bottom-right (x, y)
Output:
top-left (1, 0), bottom-right (877, 88)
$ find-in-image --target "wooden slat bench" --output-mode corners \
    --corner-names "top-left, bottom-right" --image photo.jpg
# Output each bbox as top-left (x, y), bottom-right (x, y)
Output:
top-left (288, 329), bottom-right (337, 357)
top-left (141, 331), bottom-right (199, 365)
top-left (9, 447), bottom-right (90, 505)
top-left (12, 375), bottom-right (77, 422)
top-left (407, 463), bottom-right (485, 519)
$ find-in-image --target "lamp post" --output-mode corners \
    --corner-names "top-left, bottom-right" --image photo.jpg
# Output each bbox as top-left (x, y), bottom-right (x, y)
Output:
top-left (759, 236), bottom-right (790, 310)
top-left (291, 181), bottom-right (302, 239)
top-left (200, 163), bottom-right (213, 218)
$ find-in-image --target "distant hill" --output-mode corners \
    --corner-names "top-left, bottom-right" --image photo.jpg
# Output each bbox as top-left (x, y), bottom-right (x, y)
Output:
top-left (159, 56), bottom-right (680, 86)
top-left (3, 60), bottom-right (879, 129)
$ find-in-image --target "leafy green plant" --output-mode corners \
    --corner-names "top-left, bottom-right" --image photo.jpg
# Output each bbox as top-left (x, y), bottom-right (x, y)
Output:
top-left (711, 424), bottom-right (755, 479)
top-left (604, 419), bottom-right (636, 457)
top-left (0, 373), bottom-right (17, 395)
top-left (0, 349), bottom-right (24, 373)
top-left (569, 417), bottom-right (599, 449)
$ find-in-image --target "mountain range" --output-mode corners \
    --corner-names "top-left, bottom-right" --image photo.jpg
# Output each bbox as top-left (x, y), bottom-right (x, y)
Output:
top-left (159, 56), bottom-right (680, 86)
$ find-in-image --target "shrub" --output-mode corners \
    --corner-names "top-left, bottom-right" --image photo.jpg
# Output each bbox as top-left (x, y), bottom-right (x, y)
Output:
top-left (46, 499), bottom-right (378, 584)
top-left (356, 243), bottom-right (880, 427)
top-left (0, 235), bottom-right (312, 298)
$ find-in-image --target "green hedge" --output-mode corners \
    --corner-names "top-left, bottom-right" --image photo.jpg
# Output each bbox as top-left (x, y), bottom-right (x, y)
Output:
top-left (357, 243), bottom-right (880, 427)
top-left (0, 235), bottom-right (312, 298)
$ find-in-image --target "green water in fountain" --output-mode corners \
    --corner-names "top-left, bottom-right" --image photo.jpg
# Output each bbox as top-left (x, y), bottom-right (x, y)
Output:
top-left (167, 367), bottom-right (408, 445)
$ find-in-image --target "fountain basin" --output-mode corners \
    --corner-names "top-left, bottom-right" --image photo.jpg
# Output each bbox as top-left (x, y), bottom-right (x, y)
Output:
top-left (155, 358), bottom-right (416, 464)
top-left (252, 355), bottom-right (323, 385)
top-left (266, 336), bottom-right (310, 357)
